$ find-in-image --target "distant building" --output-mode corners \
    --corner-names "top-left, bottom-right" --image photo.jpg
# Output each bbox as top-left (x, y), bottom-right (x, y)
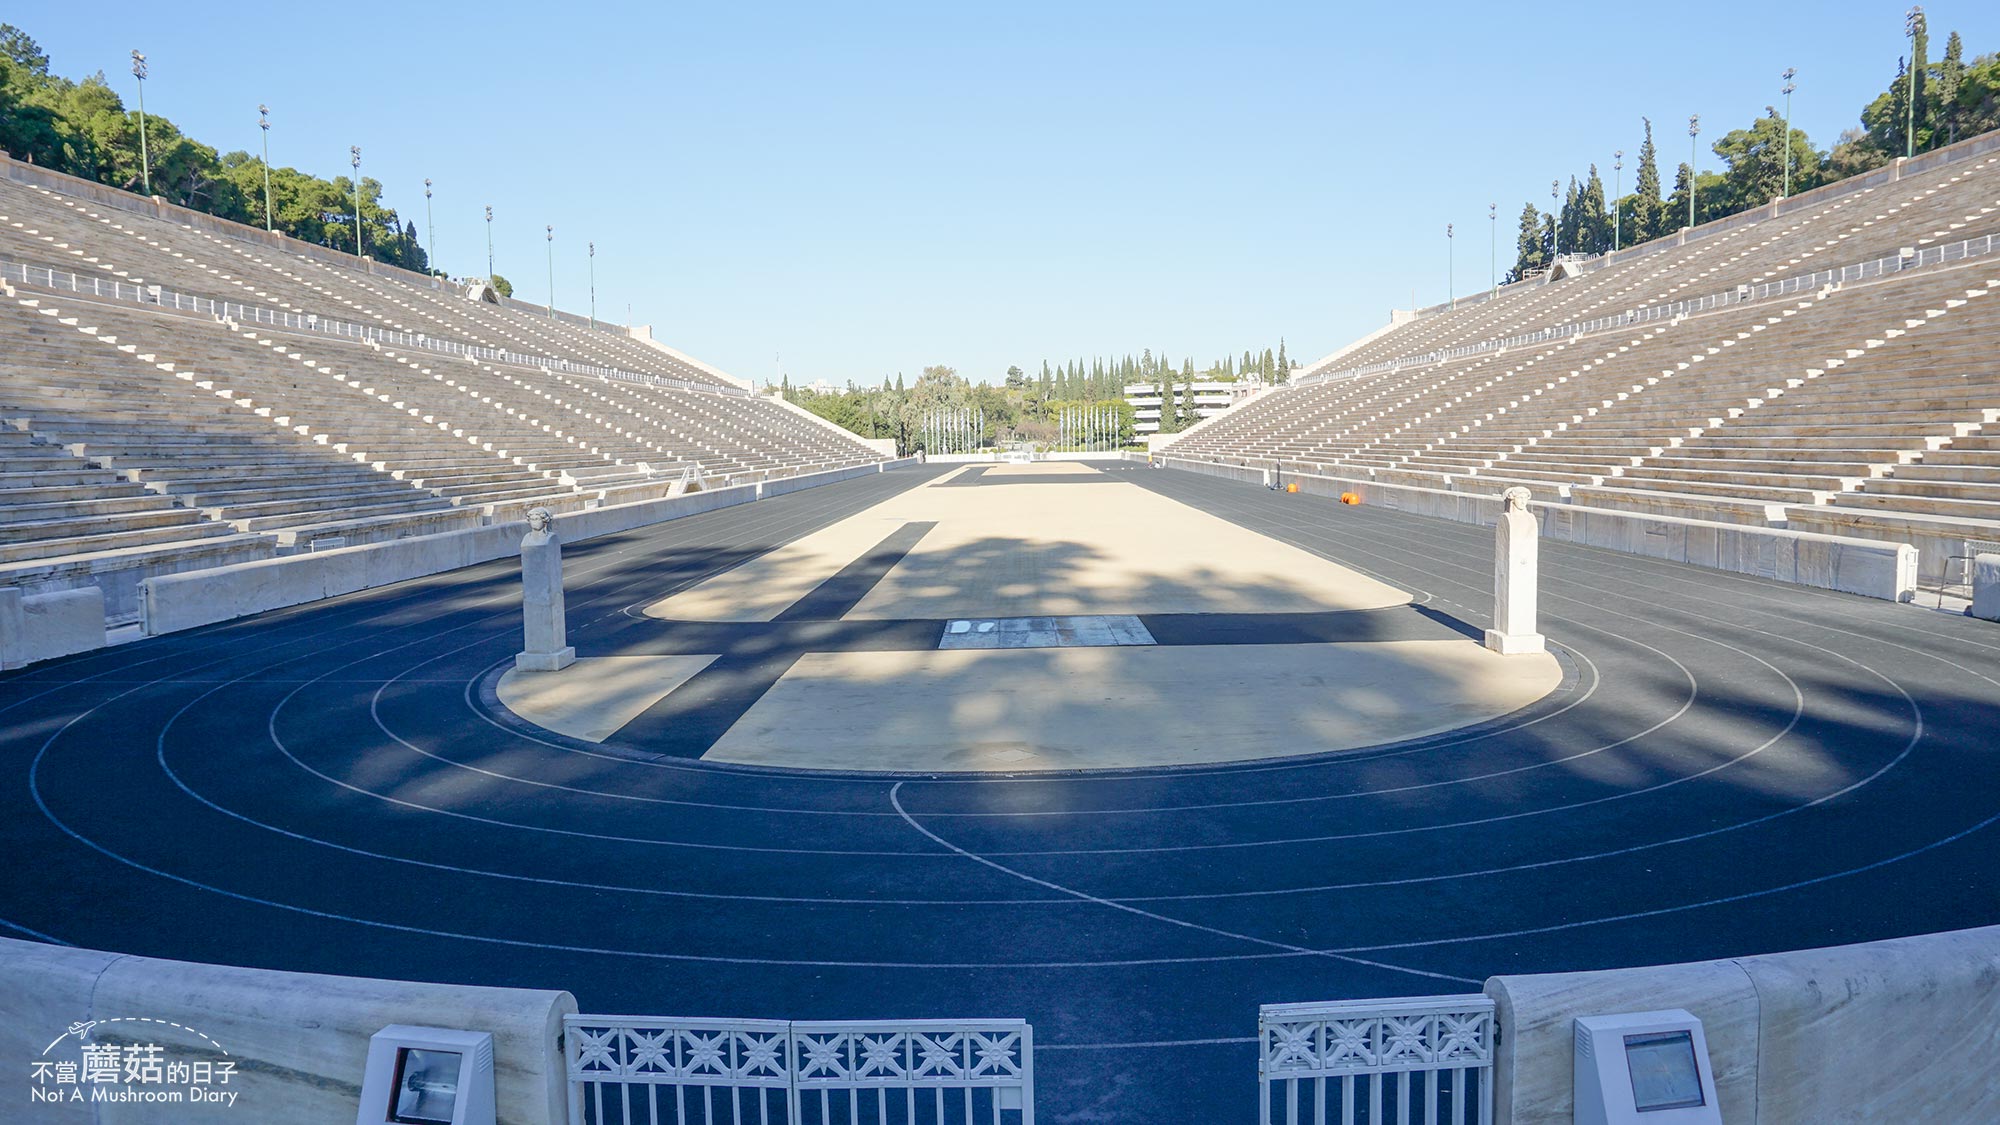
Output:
top-left (1124, 376), bottom-right (1265, 435)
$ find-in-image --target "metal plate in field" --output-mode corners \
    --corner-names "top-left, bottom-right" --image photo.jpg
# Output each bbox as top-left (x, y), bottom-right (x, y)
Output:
top-left (938, 615), bottom-right (1155, 650)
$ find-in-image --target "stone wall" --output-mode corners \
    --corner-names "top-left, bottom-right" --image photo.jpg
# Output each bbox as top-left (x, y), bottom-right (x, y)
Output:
top-left (139, 460), bottom-right (919, 638)
top-left (1, 935), bottom-right (574, 1124)
top-left (0, 586), bottom-right (106, 668)
top-left (1157, 457), bottom-right (1917, 601)
top-left (1485, 925), bottom-right (2000, 1124)
top-left (140, 486), bottom-right (759, 636)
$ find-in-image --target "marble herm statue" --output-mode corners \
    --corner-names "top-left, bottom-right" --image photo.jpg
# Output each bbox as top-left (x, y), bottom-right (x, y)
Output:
top-left (516, 507), bottom-right (576, 671)
top-left (1485, 487), bottom-right (1546, 655)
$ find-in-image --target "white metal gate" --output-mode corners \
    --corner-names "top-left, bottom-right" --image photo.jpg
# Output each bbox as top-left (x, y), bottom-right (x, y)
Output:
top-left (1258, 995), bottom-right (1495, 1125)
top-left (566, 1016), bottom-right (1033, 1125)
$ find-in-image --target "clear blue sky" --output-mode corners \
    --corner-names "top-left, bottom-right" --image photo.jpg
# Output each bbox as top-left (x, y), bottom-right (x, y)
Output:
top-left (23, 2), bottom-right (2000, 385)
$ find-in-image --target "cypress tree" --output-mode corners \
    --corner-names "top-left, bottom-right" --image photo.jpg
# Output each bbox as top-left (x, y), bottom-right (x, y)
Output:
top-left (1580, 167), bottom-right (1610, 253)
top-left (1936, 31), bottom-right (1965, 145)
top-left (1558, 176), bottom-right (1581, 258)
top-left (1667, 162), bottom-right (1694, 228)
top-left (1511, 203), bottom-right (1545, 278)
top-left (1632, 118), bottom-right (1664, 242)
top-left (1276, 338), bottom-right (1289, 378)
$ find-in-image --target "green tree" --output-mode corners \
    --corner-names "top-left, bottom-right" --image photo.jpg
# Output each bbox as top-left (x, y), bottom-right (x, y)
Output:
top-left (1578, 167), bottom-right (1610, 253)
top-left (1509, 202), bottom-right (1547, 280)
top-left (490, 273), bottom-right (514, 298)
top-left (1711, 108), bottom-right (1825, 211)
top-left (0, 24), bottom-right (434, 274)
top-left (1631, 118), bottom-right (1664, 242)
top-left (1934, 31), bottom-right (1966, 145)
top-left (1664, 162), bottom-right (1693, 229)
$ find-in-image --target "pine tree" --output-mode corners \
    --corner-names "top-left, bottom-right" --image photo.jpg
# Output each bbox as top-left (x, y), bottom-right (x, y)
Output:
top-left (1632, 118), bottom-right (1664, 242)
top-left (1580, 166), bottom-right (1610, 253)
top-left (1558, 176), bottom-right (1581, 258)
top-left (1511, 203), bottom-right (1546, 279)
top-left (1936, 31), bottom-right (1965, 145)
top-left (1666, 162), bottom-right (1694, 229)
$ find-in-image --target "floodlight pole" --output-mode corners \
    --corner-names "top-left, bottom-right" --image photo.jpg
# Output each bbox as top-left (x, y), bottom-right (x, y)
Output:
top-left (588, 241), bottom-right (596, 329)
top-left (1688, 115), bottom-right (1701, 228)
top-left (484, 206), bottom-right (494, 280)
top-left (349, 146), bottom-right (363, 257)
top-left (1905, 8), bottom-right (1924, 158)
top-left (424, 179), bottom-right (435, 277)
top-left (1613, 151), bottom-right (1624, 250)
top-left (545, 225), bottom-right (555, 318)
top-left (1446, 223), bottom-right (1455, 310)
top-left (258, 105), bottom-right (273, 230)
top-left (1488, 203), bottom-right (1497, 296)
top-left (1550, 180), bottom-right (1561, 262)
top-left (1781, 69), bottom-right (1797, 198)
top-left (131, 51), bottom-right (150, 196)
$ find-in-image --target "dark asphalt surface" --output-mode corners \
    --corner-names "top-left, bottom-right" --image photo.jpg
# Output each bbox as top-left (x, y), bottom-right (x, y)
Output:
top-left (3, 462), bottom-right (1997, 1123)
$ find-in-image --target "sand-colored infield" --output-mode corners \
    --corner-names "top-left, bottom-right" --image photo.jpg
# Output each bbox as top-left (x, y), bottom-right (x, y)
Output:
top-left (497, 656), bottom-right (716, 742)
top-left (703, 640), bottom-right (1562, 771)
top-left (499, 464), bottom-right (1563, 771)
top-left (645, 462), bottom-right (1408, 621)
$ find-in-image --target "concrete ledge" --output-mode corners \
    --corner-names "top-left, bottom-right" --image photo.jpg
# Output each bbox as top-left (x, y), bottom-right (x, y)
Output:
top-left (1785, 506), bottom-right (2000, 586)
top-left (0, 586), bottom-right (108, 669)
top-left (141, 485), bottom-right (758, 636)
top-left (1159, 457), bottom-right (1918, 602)
top-left (756, 459), bottom-right (897, 499)
top-left (134, 462), bottom-right (921, 637)
top-left (0, 534), bottom-right (277, 625)
top-left (1486, 957), bottom-right (1760, 1124)
top-left (1484, 925), bottom-right (2000, 1124)
top-left (0, 935), bottom-right (574, 1124)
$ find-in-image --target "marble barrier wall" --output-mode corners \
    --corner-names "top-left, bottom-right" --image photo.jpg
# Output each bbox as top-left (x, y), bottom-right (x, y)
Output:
top-left (0, 935), bottom-right (575, 1124)
top-left (1484, 925), bottom-right (2000, 1124)
top-left (1159, 458), bottom-right (1917, 602)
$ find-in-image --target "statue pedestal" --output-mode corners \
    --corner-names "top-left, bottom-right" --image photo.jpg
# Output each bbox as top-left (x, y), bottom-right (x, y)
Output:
top-left (1486, 487), bottom-right (1546, 656)
top-left (517, 508), bottom-right (575, 672)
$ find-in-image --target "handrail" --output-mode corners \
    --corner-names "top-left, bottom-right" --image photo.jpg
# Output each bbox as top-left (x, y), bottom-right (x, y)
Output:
top-left (0, 257), bottom-right (751, 399)
top-left (1295, 230), bottom-right (2000, 387)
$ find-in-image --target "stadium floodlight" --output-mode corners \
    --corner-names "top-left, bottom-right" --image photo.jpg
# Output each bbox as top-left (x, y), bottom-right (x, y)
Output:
top-left (350, 146), bottom-right (364, 257)
top-left (1550, 180), bottom-right (1561, 261)
top-left (587, 241), bottom-right (596, 329)
top-left (1613, 151), bottom-right (1624, 251)
top-left (1781, 69), bottom-right (1797, 199)
top-left (1687, 115), bottom-right (1700, 229)
top-left (1446, 222), bottom-right (1455, 310)
top-left (424, 179), bottom-right (436, 280)
top-left (1489, 203), bottom-right (1497, 296)
top-left (545, 224), bottom-right (555, 318)
top-left (258, 105), bottom-right (274, 231)
top-left (484, 206), bottom-right (494, 281)
top-left (130, 51), bottom-right (150, 197)
top-left (1905, 8), bottom-right (1924, 158)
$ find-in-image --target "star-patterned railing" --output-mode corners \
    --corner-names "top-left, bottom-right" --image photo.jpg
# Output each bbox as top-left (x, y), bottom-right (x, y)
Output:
top-left (1258, 995), bottom-right (1495, 1125)
top-left (565, 1016), bottom-right (1032, 1124)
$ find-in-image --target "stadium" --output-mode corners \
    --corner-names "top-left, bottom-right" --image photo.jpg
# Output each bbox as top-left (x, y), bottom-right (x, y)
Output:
top-left (2, 7), bottom-right (1999, 1125)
